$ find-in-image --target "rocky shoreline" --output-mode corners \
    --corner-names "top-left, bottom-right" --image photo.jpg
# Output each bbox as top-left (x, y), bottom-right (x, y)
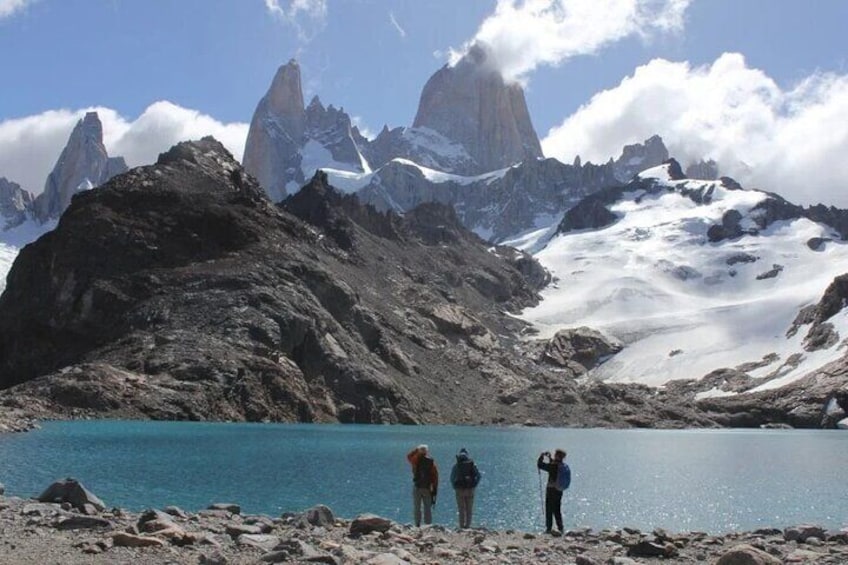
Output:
top-left (0, 479), bottom-right (846, 564)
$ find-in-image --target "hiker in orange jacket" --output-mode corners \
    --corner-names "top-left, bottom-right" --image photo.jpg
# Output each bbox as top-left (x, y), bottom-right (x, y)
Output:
top-left (407, 444), bottom-right (438, 526)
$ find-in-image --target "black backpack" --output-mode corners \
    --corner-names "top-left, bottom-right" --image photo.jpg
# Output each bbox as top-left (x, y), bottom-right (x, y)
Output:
top-left (414, 456), bottom-right (434, 488)
top-left (454, 460), bottom-right (478, 489)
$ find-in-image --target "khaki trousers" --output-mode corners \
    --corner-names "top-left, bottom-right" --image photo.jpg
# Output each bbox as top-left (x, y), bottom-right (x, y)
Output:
top-left (412, 486), bottom-right (432, 526)
top-left (454, 487), bottom-right (475, 529)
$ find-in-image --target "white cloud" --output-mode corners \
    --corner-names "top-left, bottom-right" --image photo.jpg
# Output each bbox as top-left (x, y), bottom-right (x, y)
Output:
top-left (0, 102), bottom-right (248, 194)
top-left (0, 0), bottom-right (34, 19)
top-left (264, 0), bottom-right (327, 41)
top-left (389, 11), bottom-right (406, 39)
top-left (451, 0), bottom-right (690, 83)
top-left (541, 53), bottom-right (848, 207)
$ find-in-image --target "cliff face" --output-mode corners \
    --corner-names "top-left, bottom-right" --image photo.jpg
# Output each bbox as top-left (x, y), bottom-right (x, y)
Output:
top-left (0, 138), bottom-right (559, 425)
top-left (33, 112), bottom-right (127, 222)
top-left (242, 61), bottom-right (368, 202)
top-left (0, 178), bottom-right (33, 230)
top-left (412, 44), bottom-right (543, 174)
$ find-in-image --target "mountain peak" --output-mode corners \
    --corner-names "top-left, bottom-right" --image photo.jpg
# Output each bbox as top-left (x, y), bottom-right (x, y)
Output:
top-left (32, 110), bottom-right (127, 222)
top-left (266, 60), bottom-right (305, 131)
top-left (412, 42), bottom-right (543, 174)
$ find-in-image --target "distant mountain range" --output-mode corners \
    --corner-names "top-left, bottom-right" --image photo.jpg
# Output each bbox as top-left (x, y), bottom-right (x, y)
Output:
top-left (0, 48), bottom-right (846, 429)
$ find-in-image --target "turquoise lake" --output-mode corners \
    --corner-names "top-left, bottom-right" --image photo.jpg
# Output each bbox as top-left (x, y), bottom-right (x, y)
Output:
top-left (0, 421), bottom-right (846, 533)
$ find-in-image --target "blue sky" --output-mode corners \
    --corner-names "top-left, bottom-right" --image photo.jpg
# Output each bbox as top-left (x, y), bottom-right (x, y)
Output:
top-left (1, 0), bottom-right (847, 206)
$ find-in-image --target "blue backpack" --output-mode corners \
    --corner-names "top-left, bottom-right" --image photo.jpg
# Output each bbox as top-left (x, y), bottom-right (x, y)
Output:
top-left (556, 462), bottom-right (571, 491)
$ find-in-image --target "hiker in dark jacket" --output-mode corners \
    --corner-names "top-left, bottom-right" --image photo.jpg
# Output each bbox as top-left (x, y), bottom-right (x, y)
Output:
top-left (537, 449), bottom-right (569, 533)
top-left (450, 447), bottom-right (481, 529)
top-left (407, 444), bottom-right (438, 526)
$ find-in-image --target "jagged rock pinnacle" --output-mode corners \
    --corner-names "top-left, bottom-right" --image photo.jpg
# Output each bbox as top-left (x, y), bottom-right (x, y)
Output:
top-left (33, 111), bottom-right (127, 222)
top-left (412, 42), bottom-right (543, 173)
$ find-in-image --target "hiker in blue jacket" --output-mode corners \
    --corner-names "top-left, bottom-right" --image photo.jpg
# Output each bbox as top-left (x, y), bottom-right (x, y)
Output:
top-left (450, 447), bottom-right (481, 529)
top-left (537, 449), bottom-right (570, 534)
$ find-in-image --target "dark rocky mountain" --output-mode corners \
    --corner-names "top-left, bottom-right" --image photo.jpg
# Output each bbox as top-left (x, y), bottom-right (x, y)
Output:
top-left (0, 137), bottom-right (726, 427)
top-left (0, 178), bottom-right (33, 231)
top-left (0, 138), bottom-right (844, 428)
top-left (33, 112), bottom-right (127, 222)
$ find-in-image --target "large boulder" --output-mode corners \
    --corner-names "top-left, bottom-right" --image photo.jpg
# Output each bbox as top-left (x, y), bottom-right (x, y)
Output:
top-left (716, 544), bottom-right (781, 565)
top-left (349, 513), bottom-right (393, 536)
top-left (542, 327), bottom-right (622, 375)
top-left (37, 478), bottom-right (105, 512)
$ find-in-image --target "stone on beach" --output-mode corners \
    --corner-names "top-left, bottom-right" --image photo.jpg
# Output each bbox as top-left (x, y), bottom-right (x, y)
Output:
top-left (301, 504), bottom-right (335, 527)
top-left (208, 503), bottom-right (241, 514)
top-left (784, 524), bottom-right (827, 542)
top-left (52, 515), bottom-right (112, 530)
top-left (37, 478), bottom-right (106, 512)
top-left (111, 531), bottom-right (167, 548)
top-left (716, 544), bottom-right (782, 565)
top-left (236, 533), bottom-right (280, 551)
top-left (350, 513), bottom-right (393, 536)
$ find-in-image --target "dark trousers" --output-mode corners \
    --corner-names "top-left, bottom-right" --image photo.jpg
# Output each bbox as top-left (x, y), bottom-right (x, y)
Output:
top-left (545, 487), bottom-right (563, 532)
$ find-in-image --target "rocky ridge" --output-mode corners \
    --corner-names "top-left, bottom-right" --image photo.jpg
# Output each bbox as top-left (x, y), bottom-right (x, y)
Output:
top-left (1, 481), bottom-right (847, 564)
top-left (0, 137), bottom-right (724, 428)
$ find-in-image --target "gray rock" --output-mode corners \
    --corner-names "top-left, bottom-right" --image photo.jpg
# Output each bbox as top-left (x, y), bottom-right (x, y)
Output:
top-left (111, 531), bottom-right (166, 548)
top-left (236, 533), bottom-right (280, 551)
top-left (163, 505), bottom-right (189, 518)
top-left (198, 551), bottom-right (229, 565)
top-left (575, 554), bottom-right (603, 565)
top-left (607, 558), bottom-right (640, 565)
top-left (542, 326), bottom-right (622, 375)
top-left (302, 504), bottom-right (335, 527)
top-left (207, 503), bottom-right (240, 514)
top-left (365, 554), bottom-right (409, 565)
top-left (627, 540), bottom-right (678, 558)
top-left (716, 544), bottom-right (782, 565)
top-left (37, 478), bottom-right (105, 512)
top-left (52, 515), bottom-right (112, 530)
top-left (350, 513), bottom-right (393, 536)
top-left (825, 528), bottom-right (848, 543)
top-left (137, 508), bottom-right (179, 534)
top-left (784, 524), bottom-right (826, 543)
top-left (0, 482), bottom-right (4, 495)
top-left (226, 523), bottom-right (264, 537)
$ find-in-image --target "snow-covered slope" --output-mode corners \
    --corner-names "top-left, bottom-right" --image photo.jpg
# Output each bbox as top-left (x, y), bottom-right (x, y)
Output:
top-left (0, 219), bottom-right (53, 292)
top-left (518, 162), bottom-right (848, 388)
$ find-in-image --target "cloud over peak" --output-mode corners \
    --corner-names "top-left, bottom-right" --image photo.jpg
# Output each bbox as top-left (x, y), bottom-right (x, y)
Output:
top-left (450, 0), bottom-right (691, 83)
top-left (0, 103), bottom-right (248, 195)
top-left (542, 53), bottom-right (848, 207)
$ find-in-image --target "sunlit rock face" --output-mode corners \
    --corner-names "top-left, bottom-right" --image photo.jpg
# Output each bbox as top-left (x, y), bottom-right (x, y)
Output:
top-left (412, 43), bottom-right (544, 175)
top-left (34, 111), bottom-right (127, 222)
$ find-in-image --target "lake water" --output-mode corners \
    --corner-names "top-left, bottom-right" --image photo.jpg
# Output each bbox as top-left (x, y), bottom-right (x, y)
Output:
top-left (0, 421), bottom-right (845, 533)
